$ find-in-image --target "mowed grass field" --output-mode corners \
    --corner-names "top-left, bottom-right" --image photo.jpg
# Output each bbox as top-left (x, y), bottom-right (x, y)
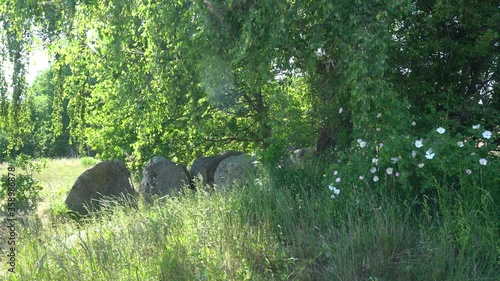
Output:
top-left (0, 158), bottom-right (499, 280)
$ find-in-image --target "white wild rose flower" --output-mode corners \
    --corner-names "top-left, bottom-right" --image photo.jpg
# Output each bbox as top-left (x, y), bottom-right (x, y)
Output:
top-left (330, 186), bottom-right (340, 199)
top-left (415, 139), bottom-right (424, 148)
top-left (482, 130), bottom-right (492, 139)
top-left (425, 149), bottom-right (435, 159)
top-left (357, 139), bottom-right (367, 148)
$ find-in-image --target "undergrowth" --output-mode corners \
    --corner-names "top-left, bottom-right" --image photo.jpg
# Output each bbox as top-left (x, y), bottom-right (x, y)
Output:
top-left (1, 158), bottom-right (498, 280)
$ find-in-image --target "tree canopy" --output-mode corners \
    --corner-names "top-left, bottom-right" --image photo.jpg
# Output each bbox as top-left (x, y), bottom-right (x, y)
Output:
top-left (1, 0), bottom-right (498, 167)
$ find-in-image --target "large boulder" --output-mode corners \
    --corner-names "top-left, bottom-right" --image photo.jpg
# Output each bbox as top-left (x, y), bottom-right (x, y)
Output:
top-left (190, 150), bottom-right (243, 187)
top-left (139, 156), bottom-right (191, 200)
top-left (214, 154), bottom-right (258, 189)
top-left (139, 156), bottom-right (173, 187)
top-left (65, 160), bottom-right (136, 215)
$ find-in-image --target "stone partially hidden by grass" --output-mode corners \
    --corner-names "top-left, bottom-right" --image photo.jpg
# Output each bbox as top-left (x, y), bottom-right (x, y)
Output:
top-left (0, 158), bottom-right (498, 280)
top-left (0, 158), bottom-right (93, 222)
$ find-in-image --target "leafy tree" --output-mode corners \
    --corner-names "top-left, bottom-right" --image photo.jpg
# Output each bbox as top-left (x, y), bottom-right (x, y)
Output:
top-left (0, 127), bottom-right (7, 162)
top-left (0, 0), bottom-right (497, 171)
top-left (25, 69), bottom-right (72, 157)
top-left (389, 0), bottom-right (500, 135)
top-left (0, 39), bottom-right (9, 161)
top-left (24, 0), bottom-right (311, 167)
top-left (1, 1), bottom-right (37, 154)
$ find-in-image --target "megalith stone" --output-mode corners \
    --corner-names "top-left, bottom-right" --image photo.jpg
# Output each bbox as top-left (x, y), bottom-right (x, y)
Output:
top-left (214, 154), bottom-right (258, 189)
top-left (139, 156), bottom-right (191, 200)
top-left (190, 150), bottom-right (243, 187)
top-left (140, 156), bottom-right (173, 187)
top-left (65, 160), bottom-right (136, 215)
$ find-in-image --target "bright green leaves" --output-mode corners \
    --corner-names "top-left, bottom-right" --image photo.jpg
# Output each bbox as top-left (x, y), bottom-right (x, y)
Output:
top-left (1, 0), bottom-right (78, 154)
top-left (2, 0), bottom-right (496, 173)
top-left (390, 0), bottom-right (499, 134)
top-left (199, 56), bottom-right (240, 110)
top-left (0, 2), bottom-right (30, 151)
top-left (0, 55), bottom-right (8, 121)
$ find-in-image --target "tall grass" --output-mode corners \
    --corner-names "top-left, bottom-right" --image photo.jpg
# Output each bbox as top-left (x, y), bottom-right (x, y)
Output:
top-left (80, 157), bottom-right (99, 168)
top-left (1, 159), bottom-right (498, 280)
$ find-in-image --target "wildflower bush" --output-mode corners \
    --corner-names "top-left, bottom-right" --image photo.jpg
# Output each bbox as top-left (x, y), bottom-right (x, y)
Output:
top-left (325, 119), bottom-right (499, 212)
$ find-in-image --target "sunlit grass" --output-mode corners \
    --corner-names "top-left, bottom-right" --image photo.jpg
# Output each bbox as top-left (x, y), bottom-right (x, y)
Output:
top-left (35, 158), bottom-right (94, 190)
top-left (1, 158), bottom-right (498, 280)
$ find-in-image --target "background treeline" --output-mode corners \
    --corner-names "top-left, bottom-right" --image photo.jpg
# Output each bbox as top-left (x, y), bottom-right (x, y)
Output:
top-left (0, 0), bottom-right (498, 167)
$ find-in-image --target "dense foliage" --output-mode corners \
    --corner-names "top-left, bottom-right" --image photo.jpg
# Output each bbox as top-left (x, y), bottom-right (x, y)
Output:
top-left (0, 155), bottom-right (45, 212)
top-left (1, 0), bottom-right (498, 165)
top-left (0, 1), bottom-right (498, 186)
top-left (1, 158), bottom-right (498, 280)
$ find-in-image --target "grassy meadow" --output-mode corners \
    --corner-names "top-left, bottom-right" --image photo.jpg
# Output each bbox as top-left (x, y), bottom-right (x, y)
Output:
top-left (1, 158), bottom-right (499, 280)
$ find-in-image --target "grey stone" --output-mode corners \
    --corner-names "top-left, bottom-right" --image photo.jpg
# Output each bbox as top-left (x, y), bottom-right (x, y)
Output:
top-left (139, 156), bottom-right (191, 200)
top-left (65, 160), bottom-right (136, 215)
top-left (284, 147), bottom-right (317, 169)
top-left (139, 156), bottom-right (172, 188)
top-left (214, 154), bottom-right (258, 189)
top-left (190, 150), bottom-right (243, 187)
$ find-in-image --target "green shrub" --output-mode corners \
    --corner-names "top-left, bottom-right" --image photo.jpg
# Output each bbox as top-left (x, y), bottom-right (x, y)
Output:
top-left (325, 121), bottom-right (499, 208)
top-left (0, 154), bottom-right (46, 212)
